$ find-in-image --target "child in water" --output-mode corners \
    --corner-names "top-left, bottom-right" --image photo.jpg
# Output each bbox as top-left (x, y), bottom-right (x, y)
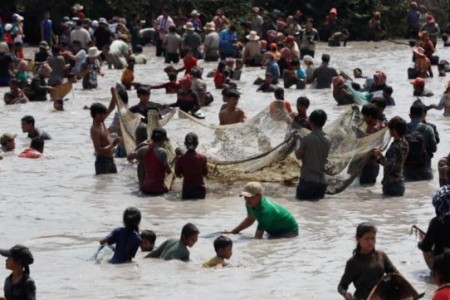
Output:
top-left (99, 207), bottom-right (142, 264)
top-left (140, 230), bottom-right (156, 252)
top-left (0, 244), bottom-right (36, 300)
top-left (202, 235), bottom-right (233, 268)
top-left (338, 223), bottom-right (399, 300)
top-left (431, 250), bottom-right (450, 300)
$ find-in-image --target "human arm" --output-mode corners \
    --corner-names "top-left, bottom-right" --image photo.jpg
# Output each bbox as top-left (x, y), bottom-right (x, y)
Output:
top-left (337, 261), bottom-right (356, 300)
top-left (228, 214), bottom-right (256, 234)
top-left (382, 251), bottom-right (399, 274)
top-left (239, 109), bottom-right (247, 123)
top-left (294, 136), bottom-right (305, 159)
top-left (174, 157), bottom-right (183, 178)
top-left (106, 87), bottom-right (118, 117)
top-left (254, 229), bottom-right (264, 239)
top-left (418, 217), bottom-right (438, 252)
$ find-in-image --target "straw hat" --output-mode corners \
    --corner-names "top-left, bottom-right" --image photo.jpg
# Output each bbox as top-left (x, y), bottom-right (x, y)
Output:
top-left (72, 3), bottom-right (84, 12)
top-left (87, 47), bottom-right (101, 58)
top-left (252, 7), bottom-right (260, 13)
top-left (246, 31), bottom-right (260, 41)
top-left (191, 10), bottom-right (199, 17)
top-left (99, 18), bottom-right (108, 25)
top-left (184, 22), bottom-right (195, 31)
top-left (39, 41), bottom-right (50, 50)
top-left (205, 22), bottom-right (215, 31)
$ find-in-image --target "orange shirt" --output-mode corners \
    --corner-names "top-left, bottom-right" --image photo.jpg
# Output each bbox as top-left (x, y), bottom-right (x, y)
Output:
top-left (121, 69), bottom-right (134, 87)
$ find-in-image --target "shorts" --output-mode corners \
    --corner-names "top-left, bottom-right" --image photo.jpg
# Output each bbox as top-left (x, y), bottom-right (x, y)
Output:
top-left (165, 52), bottom-right (180, 64)
top-left (182, 186), bottom-right (206, 200)
top-left (95, 156), bottom-right (117, 175)
top-left (296, 179), bottom-right (326, 201)
top-left (382, 181), bottom-right (405, 197)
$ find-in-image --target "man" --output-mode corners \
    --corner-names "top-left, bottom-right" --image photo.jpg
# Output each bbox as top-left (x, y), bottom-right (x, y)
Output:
top-left (299, 18), bottom-right (319, 59)
top-left (129, 86), bottom-right (162, 120)
top-left (307, 54), bottom-right (338, 89)
top-left (0, 133), bottom-right (16, 154)
top-left (105, 37), bottom-right (131, 69)
top-left (225, 182), bottom-right (298, 239)
top-left (182, 22), bottom-right (202, 59)
top-left (219, 25), bottom-right (237, 59)
top-left (250, 7), bottom-right (264, 36)
top-left (40, 11), bottom-right (53, 46)
top-left (63, 40), bottom-right (86, 76)
top-left (70, 19), bottom-right (91, 49)
top-left (295, 109), bottom-right (331, 200)
top-left (155, 7), bottom-right (174, 57)
top-left (219, 89), bottom-right (246, 125)
top-left (163, 25), bottom-right (181, 64)
top-left (127, 13), bottom-right (141, 53)
top-left (291, 97), bottom-right (311, 129)
top-left (404, 104), bottom-right (437, 181)
top-left (93, 18), bottom-right (114, 51)
top-left (21, 115), bottom-right (51, 140)
top-left (264, 52), bottom-right (280, 84)
top-left (203, 22), bottom-right (220, 61)
top-left (407, 1), bottom-right (421, 39)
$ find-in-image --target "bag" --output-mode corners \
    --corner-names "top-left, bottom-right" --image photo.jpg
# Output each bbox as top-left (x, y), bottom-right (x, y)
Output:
top-left (405, 130), bottom-right (426, 164)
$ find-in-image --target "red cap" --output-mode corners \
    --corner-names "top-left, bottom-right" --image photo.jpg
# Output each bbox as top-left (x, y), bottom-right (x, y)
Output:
top-left (410, 77), bottom-right (425, 87)
top-left (285, 35), bottom-right (295, 43)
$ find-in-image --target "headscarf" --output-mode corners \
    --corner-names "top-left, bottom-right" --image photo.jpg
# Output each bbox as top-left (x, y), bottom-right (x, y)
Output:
top-left (373, 71), bottom-right (386, 86)
top-left (38, 63), bottom-right (53, 77)
top-left (280, 47), bottom-right (291, 59)
top-left (433, 185), bottom-right (450, 220)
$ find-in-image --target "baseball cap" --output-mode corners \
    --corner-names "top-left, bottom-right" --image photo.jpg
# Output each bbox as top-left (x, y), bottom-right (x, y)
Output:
top-left (0, 245), bottom-right (34, 266)
top-left (0, 133), bottom-right (17, 144)
top-left (240, 182), bottom-right (264, 197)
top-left (184, 132), bottom-right (198, 150)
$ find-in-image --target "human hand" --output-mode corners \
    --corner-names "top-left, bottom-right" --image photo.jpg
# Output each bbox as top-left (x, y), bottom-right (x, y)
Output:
top-left (344, 293), bottom-right (354, 300)
top-left (372, 148), bottom-right (382, 159)
top-left (113, 137), bottom-right (122, 146)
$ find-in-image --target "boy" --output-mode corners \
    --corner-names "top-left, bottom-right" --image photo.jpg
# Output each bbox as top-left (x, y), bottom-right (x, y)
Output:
top-left (175, 133), bottom-right (208, 200)
top-left (291, 96), bottom-right (311, 129)
top-left (81, 46), bottom-right (103, 90)
top-left (90, 91), bottom-right (121, 175)
top-left (21, 115), bottom-right (51, 140)
top-left (382, 86), bottom-right (396, 106)
top-left (145, 223), bottom-right (199, 262)
top-left (202, 235), bottom-right (232, 268)
top-left (140, 230), bottom-right (156, 252)
top-left (219, 89), bottom-right (246, 125)
top-left (129, 87), bottom-right (163, 121)
top-left (121, 58), bottom-right (136, 90)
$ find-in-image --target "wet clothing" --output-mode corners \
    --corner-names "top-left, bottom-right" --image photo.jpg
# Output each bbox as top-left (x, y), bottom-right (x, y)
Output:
top-left (298, 130), bottom-right (331, 184)
top-left (433, 285), bottom-right (450, 300)
top-left (131, 53), bottom-right (147, 64)
top-left (333, 88), bottom-right (354, 105)
top-left (257, 83), bottom-right (276, 93)
top-left (170, 90), bottom-right (199, 113)
top-left (309, 62), bottom-right (338, 89)
top-left (146, 238), bottom-right (190, 262)
top-left (437, 92), bottom-right (450, 116)
top-left (95, 156), bottom-right (117, 175)
top-left (27, 128), bottom-right (51, 140)
top-left (4, 273), bottom-right (36, 300)
top-left (380, 137), bottom-right (408, 196)
top-left (418, 215), bottom-right (450, 256)
top-left (360, 163), bottom-right (380, 185)
top-left (106, 227), bottom-right (141, 264)
top-left (338, 250), bottom-right (398, 300)
top-left (182, 31), bottom-right (202, 59)
top-left (202, 256), bottom-right (225, 268)
top-left (139, 145), bottom-right (168, 195)
top-left (29, 76), bottom-right (48, 101)
top-left (18, 148), bottom-right (42, 159)
top-left (296, 179), bottom-right (326, 201)
top-left (175, 149), bottom-right (207, 200)
top-left (246, 196), bottom-right (298, 236)
top-left (93, 27), bottom-right (114, 50)
top-left (34, 52), bottom-right (50, 64)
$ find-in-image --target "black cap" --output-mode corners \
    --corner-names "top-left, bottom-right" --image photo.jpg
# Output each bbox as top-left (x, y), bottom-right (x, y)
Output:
top-left (0, 245), bottom-right (34, 266)
top-left (184, 132), bottom-right (198, 149)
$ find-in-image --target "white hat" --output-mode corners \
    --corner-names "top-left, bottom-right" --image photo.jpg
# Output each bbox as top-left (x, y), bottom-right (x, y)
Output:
top-left (191, 10), bottom-right (199, 16)
top-left (205, 22), bottom-right (215, 31)
top-left (303, 55), bottom-right (314, 64)
top-left (246, 31), bottom-right (260, 41)
top-left (87, 47), bottom-right (101, 58)
top-left (4, 23), bottom-right (13, 32)
top-left (72, 3), bottom-right (84, 12)
top-left (12, 13), bottom-right (24, 21)
top-left (91, 20), bottom-right (99, 28)
top-left (183, 22), bottom-right (195, 31)
top-left (99, 17), bottom-right (108, 25)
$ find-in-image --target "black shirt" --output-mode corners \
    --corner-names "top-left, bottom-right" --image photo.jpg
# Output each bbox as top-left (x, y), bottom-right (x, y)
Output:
top-left (418, 216), bottom-right (450, 256)
top-left (0, 52), bottom-right (13, 78)
top-left (4, 274), bottom-right (36, 300)
top-left (94, 27), bottom-right (114, 50)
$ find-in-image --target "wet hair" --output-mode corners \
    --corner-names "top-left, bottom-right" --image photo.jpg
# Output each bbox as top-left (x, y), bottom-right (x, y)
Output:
top-left (383, 86), bottom-right (393, 96)
top-left (135, 124), bottom-right (148, 144)
top-left (309, 109), bottom-right (327, 127)
top-left (354, 222), bottom-right (377, 255)
top-left (151, 127), bottom-right (167, 143)
top-left (30, 137), bottom-right (44, 153)
top-left (181, 223), bottom-right (199, 238)
top-left (140, 230), bottom-right (156, 243)
top-left (410, 104), bottom-right (424, 117)
top-left (432, 250), bottom-right (450, 284)
top-left (361, 103), bottom-right (379, 119)
top-left (226, 89), bottom-right (240, 100)
top-left (371, 97), bottom-right (387, 109)
top-left (321, 54), bottom-right (330, 63)
top-left (217, 61), bottom-right (226, 71)
top-left (21, 115), bottom-right (35, 125)
top-left (137, 86), bottom-right (151, 96)
top-left (90, 102), bottom-right (107, 118)
top-left (297, 96), bottom-right (310, 108)
top-left (214, 235), bottom-right (233, 253)
top-left (59, 41), bottom-right (68, 48)
top-left (274, 87), bottom-right (284, 100)
top-left (123, 207), bottom-right (141, 232)
top-left (388, 116), bottom-right (407, 136)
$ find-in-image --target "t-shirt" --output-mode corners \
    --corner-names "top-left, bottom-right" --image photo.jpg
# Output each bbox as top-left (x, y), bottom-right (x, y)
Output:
top-left (93, 27), bottom-right (114, 50)
top-left (28, 128), bottom-right (51, 140)
top-left (47, 56), bottom-right (66, 86)
top-left (175, 150), bottom-right (207, 190)
top-left (4, 273), bottom-right (36, 300)
top-left (219, 29), bottom-right (237, 55)
top-left (246, 196), bottom-right (298, 236)
top-left (204, 32), bottom-right (220, 56)
top-left (202, 256), bottom-right (225, 268)
top-left (145, 238), bottom-right (190, 261)
top-left (71, 49), bottom-right (87, 74)
top-left (183, 56), bottom-right (197, 73)
top-left (433, 285), bottom-right (450, 300)
top-left (164, 33), bottom-right (181, 53)
top-left (296, 68), bottom-right (306, 89)
top-left (70, 27), bottom-right (92, 49)
top-left (110, 40), bottom-right (129, 56)
top-left (0, 53), bottom-right (13, 78)
top-left (107, 227), bottom-right (142, 264)
top-left (299, 130), bottom-right (331, 183)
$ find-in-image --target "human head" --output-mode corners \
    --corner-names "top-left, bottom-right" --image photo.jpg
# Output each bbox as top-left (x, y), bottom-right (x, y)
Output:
top-left (354, 222), bottom-right (377, 254)
top-left (0, 245), bottom-right (34, 275)
top-left (217, 61), bottom-right (226, 72)
top-left (410, 77), bottom-right (425, 92)
top-left (321, 54), bottom-right (330, 63)
top-left (382, 86), bottom-right (393, 98)
top-left (0, 133), bottom-right (16, 151)
top-left (410, 104), bottom-right (425, 119)
top-left (240, 181), bottom-right (263, 208)
top-left (123, 207), bottom-right (141, 232)
top-left (140, 230), bottom-right (156, 251)
top-left (226, 89), bottom-right (240, 108)
top-left (274, 87), bottom-right (284, 100)
top-left (373, 71), bottom-right (387, 86)
top-left (229, 25), bottom-right (236, 33)
top-left (214, 235), bottom-right (233, 259)
top-left (72, 40), bottom-right (81, 51)
top-left (296, 97), bottom-right (310, 115)
top-left (309, 109), bottom-right (327, 128)
top-left (361, 103), bottom-right (379, 124)
top-left (137, 86), bottom-right (150, 104)
top-left (151, 128), bottom-right (167, 143)
top-left (181, 223), bottom-right (199, 247)
top-left (53, 99), bottom-right (64, 111)
top-left (442, 33), bottom-right (449, 42)
top-left (371, 97), bottom-right (387, 114)
top-left (21, 115), bottom-right (35, 133)
top-left (90, 102), bottom-right (107, 119)
top-left (353, 68), bottom-right (363, 78)
top-left (9, 78), bottom-right (19, 89)
top-left (432, 250), bottom-right (450, 286)
top-left (162, 6), bottom-right (169, 17)
top-left (184, 132), bottom-right (198, 150)
top-left (387, 116), bottom-right (407, 137)
top-left (135, 124), bottom-right (148, 144)
top-left (291, 60), bottom-right (300, 70)
top-left (235, 59), bottom-right (243, 69)
top-left (306, 18), bottom-right (313, 30)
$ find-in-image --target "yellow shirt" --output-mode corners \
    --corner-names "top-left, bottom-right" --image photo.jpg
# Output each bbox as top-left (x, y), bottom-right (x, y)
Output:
top-left (202, 256), bottom-right (225, 268)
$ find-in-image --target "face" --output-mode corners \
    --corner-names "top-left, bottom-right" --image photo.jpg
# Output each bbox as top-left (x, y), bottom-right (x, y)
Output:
top-left (357, 231), bottom-right (376, 253)
top-left (138, 94), bottom-right (150, 104)
top-left (5, 257), bottom-right (19, 271)
top-left (140, 240), bottom-right (155, 252)
top-left (218, 245), bottom-right (233, 259)
top-left (244, 194), bottom-right (261, 208)
top-left (3, 138), bottom-right (15, 151)
top-left (184, 233), bottom-right (198, 248)
top-left (297, 104), bottom-right (306, 115)
top-left (21, 121), bottom-right (32, 133)
top-left (227, 97), bottom-right (238, 108)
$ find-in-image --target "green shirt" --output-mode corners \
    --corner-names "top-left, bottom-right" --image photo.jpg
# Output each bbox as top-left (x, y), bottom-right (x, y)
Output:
top-left (145, 238), bottom-right (189, 262)
top-left (246, 196), bottom-right (298, 235)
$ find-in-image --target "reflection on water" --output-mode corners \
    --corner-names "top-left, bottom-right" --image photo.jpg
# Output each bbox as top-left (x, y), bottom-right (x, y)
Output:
top-left (0, 41), bottom-right (447, 299)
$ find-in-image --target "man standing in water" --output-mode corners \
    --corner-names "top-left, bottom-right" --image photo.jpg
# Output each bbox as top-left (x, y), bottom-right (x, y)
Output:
top-left (90, 88), bottom-right (121, 175)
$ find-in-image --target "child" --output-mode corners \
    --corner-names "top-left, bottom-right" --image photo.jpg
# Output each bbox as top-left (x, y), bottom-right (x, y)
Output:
top-left (338, 223), bottom-right (399, 300)
top-left (431, 250), bottom-right (450, 300)
top-left (81, 46), bottom-right (103, 90)
top-left (0, 244), bottom-right (36, 300)
top-left (175, 132), bottom-right (208, 200)
top-left (177, 49), bottom-right (198, 75)
top-left (219, 89), bottom-right (246, 125)
top-left (121, 58), bottom-right (135, 90)
top-left (382, 86), bottom-right (396, 106)
top-left (214, 61), bottom-right (227, 89)
top-left (99, 207), bottom-right (142, 264)
top-left (150, 72), bottom-right (179, 94)
top-left (291, 96), bottom-right (311, 129)
top-left (202, 235), bottom-right (233, 268)
top-left (140, 230), bottom-right (156, 252)
top-left (269, 87), bottom-right (292, 118)
top-left (145, 223), bottom-right (199, 262)
top-left (232, 59), bottom-right (243, 81)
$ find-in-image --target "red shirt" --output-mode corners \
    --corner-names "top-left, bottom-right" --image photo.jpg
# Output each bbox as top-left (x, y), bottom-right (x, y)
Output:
top-left (142, 146), bottom-right (167, 194)
top-left (214, 71), bottom-right (225, 89)
top-left (433, 285), bottom-right (450, 300)
top-left (163, 81), bottom-right (179, 93)
top-left (19, 148), bottom-right (42, 159)
top-left (175, 150), bottom-right (207, 189)
top-left (183, 56), bottom-right (197, 74)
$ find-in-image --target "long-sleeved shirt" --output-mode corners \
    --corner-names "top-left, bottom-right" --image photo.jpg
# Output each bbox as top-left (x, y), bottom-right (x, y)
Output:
top-left (418, 215), bottom-right (450, 256)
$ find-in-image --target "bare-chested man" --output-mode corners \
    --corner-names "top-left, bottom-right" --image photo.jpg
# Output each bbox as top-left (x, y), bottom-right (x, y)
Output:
top-left (90, 87), bottom-right (121, 175)
top-left (219, 89), bottom-right (246, 125)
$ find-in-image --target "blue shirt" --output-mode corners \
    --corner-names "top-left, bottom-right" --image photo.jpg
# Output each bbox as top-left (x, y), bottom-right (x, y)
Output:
top-left (296, 68), bottom-right (306, 89)
top-left (267, 60), bottom-right (280, 84)
top-left (42, 19), bottom-right (52, 41)
top-left (107, 227), bottom-right (141, 264)
top-left (219, 29), bottom-right (237, 55)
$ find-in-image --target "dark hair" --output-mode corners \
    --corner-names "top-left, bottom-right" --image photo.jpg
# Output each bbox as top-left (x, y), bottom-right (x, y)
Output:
top-left (169, 25), bottom-right (176, 33)
top-left (309, 109), bottom-right (327, 127)
top-left (382, 85), bottom-right (393, 95)
top-left (214, 235), bottom-right (233, 253)
top-left (72, 40), bottom-right (81, 47)
top-left (354, 222), bottom-right (377, 255)
top-left (76, 19), bottom-right (83, 26)
top-left (371, 97), bottom-right (386, 109)
top-left (388, 116), bottom-right (407, 136)
top-left (410, 104), bottom-right (424, 117)
top-left (274, 87), bottom-right (284, 100)
top-left (90, 102), bottom-right (107, 118)
top-left (117, 85), bottom-right (129, 104)
top-left (217, 61), bottom-right (226, 71)
top-left (226, 89), bottom-right (240, 99)
top-left (181, 223), bottom-right (199, 238)
top-left (442, 33), bottom-right (449, 42)
top-left (297, 96), bottom-right (310, 108)
top-left (135, 124), bottom-right (148, 144)
top-left (137, 86), bottom-right (151, 96)
top-left (361, 103), bottom-right (379, 119)
top-left (123, 207), bottom-right (141, 232)
top-left (432, 250), bottom-right (450, 284)
top-left (151, 127), bottom-right (167, 143)
top-left (30, 137), bottom-right (44, 153)
top-left (21, 115), bottom-right (35, 125)
top-left (59, 41), bottom-right (68, 48)
top-left (140, 230), bottom-right (156, 243)
top-left (51, 45), bottom-right (60, 54)
top-left (168, 73), bottom-right (177, 81)
top-left (322, 54), bottom-right (330, 63)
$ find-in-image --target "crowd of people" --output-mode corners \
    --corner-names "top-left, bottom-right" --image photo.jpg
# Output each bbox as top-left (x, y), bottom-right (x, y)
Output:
top-left (1, 2), bottom-right (450, 299)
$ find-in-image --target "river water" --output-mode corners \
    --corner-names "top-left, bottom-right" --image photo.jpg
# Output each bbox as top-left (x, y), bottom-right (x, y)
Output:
top-left (1, 41), bottom-right (449, 299)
